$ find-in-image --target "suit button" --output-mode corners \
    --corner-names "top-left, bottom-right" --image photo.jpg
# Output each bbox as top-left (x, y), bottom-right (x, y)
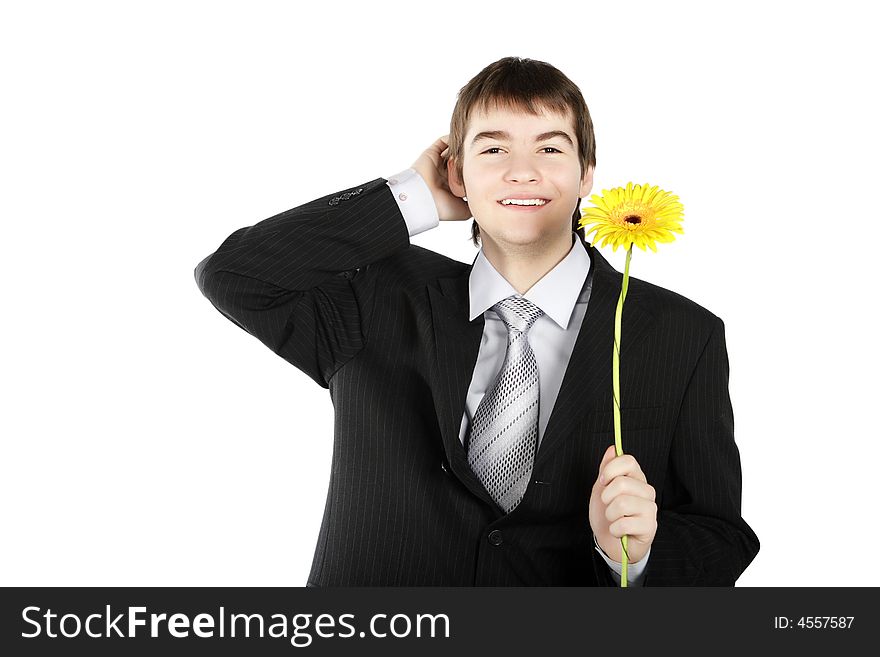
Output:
top-left (440, 459), bottom-right (449, 474)
top-left (488, 530), bottom-right (504, 546)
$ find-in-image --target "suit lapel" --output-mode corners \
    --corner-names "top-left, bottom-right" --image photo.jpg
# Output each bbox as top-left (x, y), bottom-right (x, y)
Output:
top-left (426, 238), bottom-right (658, 511)
top-left (427, 272), bottom-right (498, 510)
top-left (534, 240), bottom-right (658, 470)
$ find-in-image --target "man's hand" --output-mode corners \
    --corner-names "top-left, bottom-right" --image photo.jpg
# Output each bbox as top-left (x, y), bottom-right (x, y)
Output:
top-left (411, 134), bottom-right (471, 222)
top-left (589, 444), bottom-right (658, 564)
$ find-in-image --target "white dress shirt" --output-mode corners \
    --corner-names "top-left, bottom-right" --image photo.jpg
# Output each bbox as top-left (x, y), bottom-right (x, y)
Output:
top-left (385, 167), bottom-right (649, 585)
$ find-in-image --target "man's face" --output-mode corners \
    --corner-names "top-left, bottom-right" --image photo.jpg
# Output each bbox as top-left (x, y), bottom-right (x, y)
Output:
top-left (450, 104), bottom-right (594, 250)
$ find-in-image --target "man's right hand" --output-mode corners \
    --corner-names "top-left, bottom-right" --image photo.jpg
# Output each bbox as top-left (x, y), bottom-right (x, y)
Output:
top-left (411, 135), bottom-right (472, 222)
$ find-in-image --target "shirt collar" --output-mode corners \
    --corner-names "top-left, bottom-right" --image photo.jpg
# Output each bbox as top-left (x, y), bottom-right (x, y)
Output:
top-left (468, 235), bottom-right (592, 330)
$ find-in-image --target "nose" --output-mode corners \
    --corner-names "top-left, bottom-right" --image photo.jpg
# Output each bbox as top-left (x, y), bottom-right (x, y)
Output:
top-left (504, 150), bottom-right (541, 183)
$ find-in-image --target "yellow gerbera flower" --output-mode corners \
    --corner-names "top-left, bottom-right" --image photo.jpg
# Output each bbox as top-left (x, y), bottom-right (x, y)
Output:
top-left (579, 182), bottom-right (684, 252)
top-left (579, 181), bottom-right (685, 587)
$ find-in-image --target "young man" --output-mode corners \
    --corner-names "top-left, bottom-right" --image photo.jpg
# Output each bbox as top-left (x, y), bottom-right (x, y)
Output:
top-left (194, 57), bottom-right (759, 586)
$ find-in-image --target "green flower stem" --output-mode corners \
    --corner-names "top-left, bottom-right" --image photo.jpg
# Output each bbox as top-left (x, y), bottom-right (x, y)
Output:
top-left (612, 244), bottom-right (633, 587)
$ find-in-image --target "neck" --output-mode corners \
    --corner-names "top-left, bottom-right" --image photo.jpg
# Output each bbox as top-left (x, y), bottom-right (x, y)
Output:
top-left (481, 230), bottom-right (575, 295)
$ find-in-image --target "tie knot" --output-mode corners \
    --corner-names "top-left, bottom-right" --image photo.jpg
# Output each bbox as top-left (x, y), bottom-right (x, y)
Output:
top-left (492, 295), bottom-right (544, 335)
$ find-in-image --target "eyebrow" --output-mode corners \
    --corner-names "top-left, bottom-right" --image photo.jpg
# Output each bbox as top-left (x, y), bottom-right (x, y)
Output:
top-left (470, 130), bottom-right (575, 148)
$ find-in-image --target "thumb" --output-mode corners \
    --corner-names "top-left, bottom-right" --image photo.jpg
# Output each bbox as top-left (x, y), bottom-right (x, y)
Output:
top-left (596, 444), bottom-right (616, 483)
top-left (601, 444), bottom-right (617, 463)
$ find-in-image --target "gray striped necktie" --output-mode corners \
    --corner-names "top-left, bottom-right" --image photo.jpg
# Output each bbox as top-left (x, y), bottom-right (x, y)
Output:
top-left (467, 294), bottom-right (545, 514)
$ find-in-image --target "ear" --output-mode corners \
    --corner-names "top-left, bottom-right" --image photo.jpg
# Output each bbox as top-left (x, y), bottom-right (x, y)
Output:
top-left (447, 157), bottom-right (466, 198)
top-left (579, 164), bottom-right (595, 199)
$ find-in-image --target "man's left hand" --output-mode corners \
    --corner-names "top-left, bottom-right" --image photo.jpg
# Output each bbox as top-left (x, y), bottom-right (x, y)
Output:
top-left (589, 444), bottom-right (658, 564)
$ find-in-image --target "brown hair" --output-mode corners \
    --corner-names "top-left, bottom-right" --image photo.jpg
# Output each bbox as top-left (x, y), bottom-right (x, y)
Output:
top-left (446, 57), bottom-right (597, 247)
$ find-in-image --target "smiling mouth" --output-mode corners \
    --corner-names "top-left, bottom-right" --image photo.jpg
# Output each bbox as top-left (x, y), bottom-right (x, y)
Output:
top-left (498, 199), bottom-right (551, 208)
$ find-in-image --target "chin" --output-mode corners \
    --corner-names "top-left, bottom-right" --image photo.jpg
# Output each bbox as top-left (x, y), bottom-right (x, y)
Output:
top-left (497, 228), bottom-right (555, 248)
top-left (480, 217), bottom-right (570, 249)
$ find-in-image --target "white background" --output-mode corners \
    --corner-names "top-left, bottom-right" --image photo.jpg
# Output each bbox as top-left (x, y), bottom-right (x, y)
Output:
top-left (2, 0), bottom-right (877, 586)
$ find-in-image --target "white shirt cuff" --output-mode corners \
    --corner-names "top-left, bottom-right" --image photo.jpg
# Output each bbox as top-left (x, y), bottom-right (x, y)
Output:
top-left (385, 168), bottom-right (439, 236)
top-left (593, 532), bottom-right (650, 586)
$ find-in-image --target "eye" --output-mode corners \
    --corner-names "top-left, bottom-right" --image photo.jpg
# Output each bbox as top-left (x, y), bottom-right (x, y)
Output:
top-left (480, 147), bottom-right (562, 154)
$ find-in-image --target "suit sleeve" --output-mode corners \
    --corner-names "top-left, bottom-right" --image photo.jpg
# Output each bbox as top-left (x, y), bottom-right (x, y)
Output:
top-left (644, 315), bottom-right (761, 586)
top-left (193, 177), bottom-right (411, 389)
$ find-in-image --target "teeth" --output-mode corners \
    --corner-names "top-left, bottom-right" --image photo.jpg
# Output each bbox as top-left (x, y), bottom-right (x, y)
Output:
top-left (501, 198), bottom-right (547, 206)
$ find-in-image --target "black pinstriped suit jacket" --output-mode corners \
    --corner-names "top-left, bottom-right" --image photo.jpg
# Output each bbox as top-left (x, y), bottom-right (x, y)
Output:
top-left (194, 176), bottom-right (760, 586)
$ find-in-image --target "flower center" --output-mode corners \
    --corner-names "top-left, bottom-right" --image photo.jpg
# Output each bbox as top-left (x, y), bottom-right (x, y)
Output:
top-left (624, 215), bottom-right (642, 224)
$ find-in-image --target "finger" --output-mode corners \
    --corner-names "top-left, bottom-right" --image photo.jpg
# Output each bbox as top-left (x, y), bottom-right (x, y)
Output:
top-left (608, 514), bottom-right (653, 541)
top-left (429, 137), bottom-right (449, 158)
top-left (605, 494), bottom-right (656, 524)
top-left (601, 453), bottom-right (648, 486)
top-left (601, 478), bottom-right (656, 506)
